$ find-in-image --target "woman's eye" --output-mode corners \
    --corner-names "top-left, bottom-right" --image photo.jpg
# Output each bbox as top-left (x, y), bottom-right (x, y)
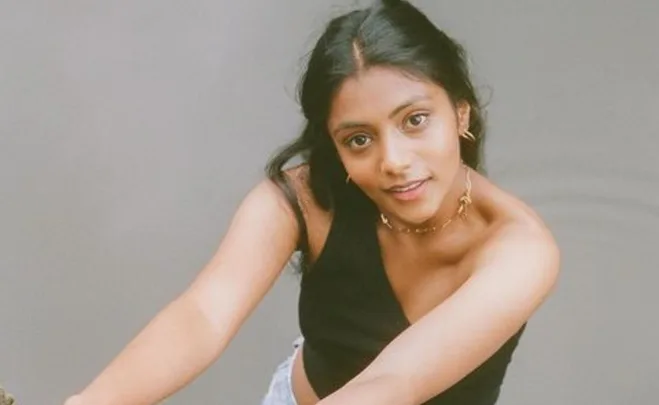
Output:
top-left (405, 113), bottom-right (429, 129)
top-left (347, 134), bottom-right (372, 149)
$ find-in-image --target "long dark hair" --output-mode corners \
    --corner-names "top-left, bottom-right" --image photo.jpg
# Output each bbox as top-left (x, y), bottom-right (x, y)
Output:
top-left (266, 0), bottom-right (486, 260)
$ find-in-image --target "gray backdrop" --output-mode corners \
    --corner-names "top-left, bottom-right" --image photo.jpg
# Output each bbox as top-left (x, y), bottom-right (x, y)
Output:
top-left (1, 0), bottom-right (657, 404)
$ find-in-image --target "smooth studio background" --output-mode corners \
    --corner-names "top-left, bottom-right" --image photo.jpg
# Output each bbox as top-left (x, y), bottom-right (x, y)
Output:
top-left (1, 0), bottom-right (657, 403)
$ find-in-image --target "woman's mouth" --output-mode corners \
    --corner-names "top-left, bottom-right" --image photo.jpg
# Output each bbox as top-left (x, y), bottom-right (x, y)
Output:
top-left (385, 179), bottom-right (429, 201)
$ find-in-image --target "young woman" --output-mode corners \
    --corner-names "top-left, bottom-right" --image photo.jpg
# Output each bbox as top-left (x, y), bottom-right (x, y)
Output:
top-left (64, 1), bottom-right (559, 404)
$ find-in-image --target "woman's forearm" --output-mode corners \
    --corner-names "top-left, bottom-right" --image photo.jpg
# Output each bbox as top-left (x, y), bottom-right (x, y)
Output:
top-left (69, 296), bottom-right (228, 405)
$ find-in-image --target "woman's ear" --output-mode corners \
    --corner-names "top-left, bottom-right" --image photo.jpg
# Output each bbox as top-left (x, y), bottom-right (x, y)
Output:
top-left (456, 100), bottom-right (472, 133)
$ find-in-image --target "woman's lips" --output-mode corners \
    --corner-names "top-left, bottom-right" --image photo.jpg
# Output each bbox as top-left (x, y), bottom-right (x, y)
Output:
top-left (386, 179), bottom-right (429, 201)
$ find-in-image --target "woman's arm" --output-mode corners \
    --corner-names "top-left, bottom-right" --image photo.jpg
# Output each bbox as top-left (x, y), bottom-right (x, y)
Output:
top-left (318, 223), bottom-right (560, 405)
top-left (64, 179), bottom-right (300, 405)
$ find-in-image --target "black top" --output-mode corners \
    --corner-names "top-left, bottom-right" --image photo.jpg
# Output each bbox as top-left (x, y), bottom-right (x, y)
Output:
top-left (298, 201), bottom-right (526, 404)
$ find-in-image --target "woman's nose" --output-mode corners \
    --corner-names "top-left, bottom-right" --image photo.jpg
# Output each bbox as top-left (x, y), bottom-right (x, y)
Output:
top-left (380, 133), bottom-right (412, 175)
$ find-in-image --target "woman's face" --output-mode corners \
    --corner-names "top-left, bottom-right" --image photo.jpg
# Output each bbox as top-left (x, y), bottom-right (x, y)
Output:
top-left (327, 66), bottom-right (470, 226)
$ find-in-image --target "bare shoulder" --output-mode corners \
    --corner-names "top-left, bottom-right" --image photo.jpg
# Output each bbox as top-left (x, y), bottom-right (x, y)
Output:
top-left (235, 177), bottom-right (301, 233)
top-left (193, 176), bottom-right (303, 280)
top-left (472, 173), bottom-right (561, 281)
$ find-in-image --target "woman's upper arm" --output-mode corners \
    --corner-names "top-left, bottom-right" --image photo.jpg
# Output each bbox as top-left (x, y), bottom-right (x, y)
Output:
top-left (182, 178), bottom-right (300, 338)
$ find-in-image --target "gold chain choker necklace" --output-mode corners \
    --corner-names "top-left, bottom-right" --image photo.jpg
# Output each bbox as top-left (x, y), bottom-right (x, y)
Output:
top-left (380, 164), bottom-right (472, 234)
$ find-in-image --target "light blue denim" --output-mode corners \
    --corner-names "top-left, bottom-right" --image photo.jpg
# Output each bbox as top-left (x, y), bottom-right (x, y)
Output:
top-left (260, 336), bottom-right (304, 405)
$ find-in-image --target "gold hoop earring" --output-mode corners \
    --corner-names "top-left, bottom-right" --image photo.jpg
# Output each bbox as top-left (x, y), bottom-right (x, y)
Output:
top-left (461, 129), bottom-right (476, 142)
top-left (345, 174), bottom-right (351, 184)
